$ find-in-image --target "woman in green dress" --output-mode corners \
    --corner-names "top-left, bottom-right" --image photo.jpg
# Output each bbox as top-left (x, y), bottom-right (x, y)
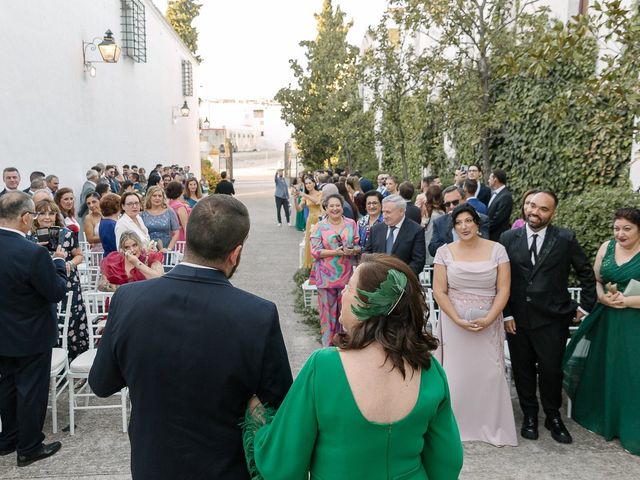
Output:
top-left (292, 175), bottom-right (306, 232)
top-left (250, 254), bottom-right (463, 479)
top-left (563, 207), bottom-right (640, 455)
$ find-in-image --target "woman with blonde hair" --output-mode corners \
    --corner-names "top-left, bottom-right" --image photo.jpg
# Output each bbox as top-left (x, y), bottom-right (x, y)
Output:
top-left (141, 186), bottom-right (180, 251)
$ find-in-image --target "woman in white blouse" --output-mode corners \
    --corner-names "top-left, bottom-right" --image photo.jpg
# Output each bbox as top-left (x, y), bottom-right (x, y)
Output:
top-left (115, 191), bottom-right (151, 248)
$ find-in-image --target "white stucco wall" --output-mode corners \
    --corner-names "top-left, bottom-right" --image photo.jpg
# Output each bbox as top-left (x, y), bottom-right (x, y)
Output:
top-left (0, 0), bottom-right (199, 196)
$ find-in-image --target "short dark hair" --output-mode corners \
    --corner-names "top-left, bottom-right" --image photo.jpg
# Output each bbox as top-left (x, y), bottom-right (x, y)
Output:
top-left (186, 195), bottom-right (250, 263)
top-left (424, 175), bottom-right (439, 186)
top-left (469, 164), bottom-right (482, 172)
top-left (91, 165), bottom-right (103, 174)
top-left (30, 178), bottom-right (45, 190)
top-left (95, 183), bottom-right (110, 196)
top-left (535, 189), bottom-right (559, 208)
top-left (613, 207), bottom-right (640, 228)
top-left (165, 181), bottom-right (184, 200)
top-left (452, 203), bottom-right (481, 226)
top-left (442, 185), bottom-right (462, 197)
top-left (220, 171), bottom-right (227, 179)
top-left (30, 171), bottom-right (46, 182)
top-left (85, 191), bottom-right (101, 203)
top-left (162, 174), bottom-right (172, 183)
top-left (398, 181), bottom-right (415, 201)
top-left (3, 167), bottom-right (19, 178)
top-left (492, 169), bottom-right (507, 185)
top-left (463, 179), bottom-right (478, 195)
top-left (129, 172), bottom-right (140, 182)
top-left (100, 193), bottom-right (121, 217)
top-left (119, 181), bottom-right (134, 194)
top-left (0, 191), bottom-right (32, 220)
top-left (122, 164), bottom-right (130, 169)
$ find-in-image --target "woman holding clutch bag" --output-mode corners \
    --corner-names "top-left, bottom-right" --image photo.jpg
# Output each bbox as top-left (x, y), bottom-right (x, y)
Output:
top-left (563, 207), bottom-right (640, 455)
top-left (433, 203), bottom-right (517, 446)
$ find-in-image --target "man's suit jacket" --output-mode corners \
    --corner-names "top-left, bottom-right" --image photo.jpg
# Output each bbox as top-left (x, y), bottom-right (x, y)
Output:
top-left (499, 225), bottom-right (596, 329)
top-left (78, 181), bottom-right (96, 217)
top-left (405, 202), bottom-right (422, 224)
top-left (428, 212), bottom-right (490, 256)
top-left (89, 264), bottom-right (293, 480)
top-left (214, 179), bottom-right (235, 195)
top-left (0, 229), bottom-right (68, 357)
top-left (359, 177), bottom-right (374, 193)
top-left (476, 184), bottom-right (491, 206)
top-left (364, 218), bottom-right (425, 276)
top-left (487, 188), bottom-right (513, 241)
top-left (466, 197), bottom-right (488, 215)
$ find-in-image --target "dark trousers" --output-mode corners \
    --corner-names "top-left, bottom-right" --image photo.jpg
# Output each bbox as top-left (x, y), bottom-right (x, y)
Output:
top-left (275, 196), bottom-right (290, 224)
top-left (507, 321), bottom-right (569, 418)
top-left (0, 351), bottom-right (51, 455)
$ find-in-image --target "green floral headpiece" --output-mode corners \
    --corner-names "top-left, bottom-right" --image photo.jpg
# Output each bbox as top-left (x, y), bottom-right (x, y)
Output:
top-left (351, 269), bottom-right (408, 321)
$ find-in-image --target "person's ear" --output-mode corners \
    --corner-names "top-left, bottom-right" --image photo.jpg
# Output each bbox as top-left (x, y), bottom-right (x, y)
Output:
top-left (228, 244), bottom-right (243, 266)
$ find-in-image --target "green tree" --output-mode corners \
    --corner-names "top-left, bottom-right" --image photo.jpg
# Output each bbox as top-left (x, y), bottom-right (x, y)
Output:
top-left (166, 0), bottom-right (202, 61)
top-left (276, 0), bottom-right (374, 170)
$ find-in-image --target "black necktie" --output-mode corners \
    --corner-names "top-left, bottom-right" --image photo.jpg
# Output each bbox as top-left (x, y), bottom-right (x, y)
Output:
top-left (530, 234), bottom-right (538, 265)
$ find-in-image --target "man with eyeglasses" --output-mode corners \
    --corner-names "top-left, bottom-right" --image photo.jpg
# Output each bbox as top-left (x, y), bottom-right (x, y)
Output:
top-left (0, 192), bottom-right (68, 466)
top-left (467, 164), bottom-right (492, 206)
top-left (428, 185), bottom-right (490, 256)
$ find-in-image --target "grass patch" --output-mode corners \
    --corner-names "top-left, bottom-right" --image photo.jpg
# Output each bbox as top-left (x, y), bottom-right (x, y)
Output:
top-left (292, 268), bottom-right (321, 341)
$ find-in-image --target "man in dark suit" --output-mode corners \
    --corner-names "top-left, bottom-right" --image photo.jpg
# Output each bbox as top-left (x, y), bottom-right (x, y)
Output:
top-left (428, 186), bottom-right (490, 256)
top-left (399, 181), bottom-right (422, 224)
top-left (0, 167), bottom-right (22, 197)
top-left (500, 190), bottom-right (596, 444)
top-left (364, 194), bottom-right (425, 276)
top-left (462, 179), bottom-right (488, 215)
top-left (487, 168), bottom-right (514, 241)
top-left (78, 169), bottom-right (99, 218)
top-left (356, 170), bottom-right (374, 193)
top-left (0, 192), bottom-right (68, 466)
top-left (214, 170), bottom-right (236, 195)
top-left (89, 194), bottom-right (293, 479)
top-left (468, 164), bottom-right (491, 206)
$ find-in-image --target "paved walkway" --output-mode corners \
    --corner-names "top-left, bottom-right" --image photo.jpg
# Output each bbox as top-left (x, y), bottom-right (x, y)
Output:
top-left (1, 173), bottom-right (639, 479)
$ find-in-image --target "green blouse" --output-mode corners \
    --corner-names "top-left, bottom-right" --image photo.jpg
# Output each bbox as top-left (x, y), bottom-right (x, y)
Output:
top-left (254, 348), bottom-right (463, 480)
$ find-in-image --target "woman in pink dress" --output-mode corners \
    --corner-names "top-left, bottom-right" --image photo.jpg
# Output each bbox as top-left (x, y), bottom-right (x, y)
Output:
top-left (432, 203), bottom-right (517, 446)
top-left (166, 180), bottom-right (191, 242)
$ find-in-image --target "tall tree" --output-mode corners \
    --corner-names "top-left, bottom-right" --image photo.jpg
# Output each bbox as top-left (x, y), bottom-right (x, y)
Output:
top-left (166, 0), bottom-right (202, 61)
top-left (276, 0), bottom-right (374, 170)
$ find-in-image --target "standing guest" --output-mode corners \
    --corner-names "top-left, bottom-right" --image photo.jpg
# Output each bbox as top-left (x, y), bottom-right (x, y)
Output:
top-left (500, 190), bottom-right (596, 444)
top-left (376, 173), bottom-right (388, 196)
top-left (428, 186), bottom-right (490, 256)
top-left (310, 194), bottom-right (360, 346)
top-left (83, 192), bottom-right (103, 251)
top-left (200, 177), bottom-right (209, 195)
top-left (563, 207), bottom-right (640, 455)
top-left (115, 191), bottom-right (150, 248)
top-left (274, 169), bottom-right (291, 226)
top-left (128, 172), bottom-right (143, 193)
top-left (32, 199), bottom-right (89, 360)
top-left (54, 187), bottom-right (81, 236)
top-left (433, 204), bottom-right (517, 446)
top-left (185, 177), bottom-right (204, 207)
top-left (385, 175), bottom-right (400, 196)
top-left (422, 185), bottom-right (445, 267)
top-left (118, 180), bottom-right (136, 195)
top-left (147, 168), bottom-right (161, 188)
top-left (99, 193), bottom-right (121, 257)
top-left (468, 164), bottom-right (491, 205)
top-left (89, 195), bottom-right (293, 479)
top-left (162, 174), bottom-right (172, 187)
top-left (462, 179), bottom-right (488, 215)
top-left (214, 171), bottom-right (235, 196)
top-left (0, 192), bottom-right (67, 466)
top-left (399, 181), bottom-right (422, 224)
top-left (251, 254), bottom-right (463, 480)
top-left (95, 182), bottom-right (110, 198)
top-left (32, 189), bottom-right (53, 204)
top-left (100, 231), bottom-right (164, 290)
top-left (336, 182), bottom-right (359, 221)
top-left (487, 169), bottom-right (513, 241)
top-left (104, 165), bottom-right (120, 193)
top-left (294, 177), bottom-right (323, 270)
top-left (346, 176), bottom-right (366, 216)
top-left (364, 195), bottom-right (425, 277)
top-left (511, 189), bottom-right (540, 230)
top-left (454, 168), bottom-right (467, 188)
top-left (141, 186), bottom-right (180, 251)
top-left (25, 178), bottom-right (46, 197)
top-left (137, 167), bottom-right (147, 189)
top-left (45, 174), bottom-right (59, 196)
top-left (78, 169), bottom-right (99, 218)
top-left (355, 170), bottom-right (374, 194)
top-left (1, 167), bottom-right (21, 196)
top-left (291, 175), bottom-right (307, 232)
top-left (165, 181), bottom-right (191, 243)
top-left (415, 175), bottom-right (442, 212)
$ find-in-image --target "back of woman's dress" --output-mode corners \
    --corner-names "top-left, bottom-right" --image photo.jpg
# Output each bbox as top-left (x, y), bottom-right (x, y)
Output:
top-left (563, 240), bottom-right (640, 455)
top-left (434, 243), bottom-right (517, 446)
top-left (254, 348), bottom-right (463, 479)
top-left (303, 202), bottom-right (321, 270)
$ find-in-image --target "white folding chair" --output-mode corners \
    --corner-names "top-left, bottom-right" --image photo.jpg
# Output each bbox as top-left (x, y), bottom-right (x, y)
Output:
top-left (83, 250), bottom-right (103, 269)
top-left (174, 241), bottom-right (186, 254)
top-left (301, 279), bottom-right (318, 308)
top-left (425, 287), bottom-right (439, 333)
top-left (565, 286), bottom-right (583, 417)
top-left (68, 291), bottom-right (127, 434)
top-left (48, 292), bottom-right (73, 434)
top-left (163, 250), bottom-right (183, 269)
top-left (79, 265), bottom-right (101, 292)
top-left (419, 265), bottom-right (433, 289)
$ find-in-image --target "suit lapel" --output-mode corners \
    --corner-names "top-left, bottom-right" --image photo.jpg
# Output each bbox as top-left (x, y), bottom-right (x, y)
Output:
top-left (531, 225), bottom-right (557, 277)
top-left (513, 228), bottom-right (532, 268)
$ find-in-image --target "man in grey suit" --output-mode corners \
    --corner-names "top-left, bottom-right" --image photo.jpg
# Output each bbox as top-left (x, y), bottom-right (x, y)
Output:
top-left (77, 169), bottom-right (99, 218)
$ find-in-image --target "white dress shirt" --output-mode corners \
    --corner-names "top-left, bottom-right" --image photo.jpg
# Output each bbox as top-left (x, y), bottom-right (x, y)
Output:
top-left (488, 185), bottom-right (506, 207)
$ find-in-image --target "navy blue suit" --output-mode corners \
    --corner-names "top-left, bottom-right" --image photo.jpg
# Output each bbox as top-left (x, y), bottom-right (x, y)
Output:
top-left (467, 197), bottom-right (488, 215)
top-left (89, 264), bottom-right (293, 480)
top-left (364, 218), bottom-right (425, 276)
top-left (476, 184), bottom-right (491, 206)
top-left (428, 212), bottom-right (490, 256)
top-left (359, 177), bottom-right (374, 193)
top-left (0, 229), bottom-right (67, 455)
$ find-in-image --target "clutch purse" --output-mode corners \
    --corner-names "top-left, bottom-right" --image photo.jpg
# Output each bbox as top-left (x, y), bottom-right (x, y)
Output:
top-left (623, 279), bottom-right (640, 296)
top-left (463, 308), bottom-right (489, 322)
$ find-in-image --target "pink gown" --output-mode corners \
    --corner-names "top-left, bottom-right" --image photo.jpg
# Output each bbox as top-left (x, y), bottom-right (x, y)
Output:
top-left (434, 242), bottom-right (517, 446)
top-left (169, 200), bottom-right (191, 242)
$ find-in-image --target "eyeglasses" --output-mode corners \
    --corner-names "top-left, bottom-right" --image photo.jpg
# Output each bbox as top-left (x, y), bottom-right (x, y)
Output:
top-left (444, 199), bottom-right (461, 208)
top-left (124, 202), bottom-right (140, 207)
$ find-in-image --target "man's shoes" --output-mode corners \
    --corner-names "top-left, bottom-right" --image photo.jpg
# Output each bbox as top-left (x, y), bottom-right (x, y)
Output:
top-left (520, 415), bottom-right (539, 440)
top-left (0, 446), bottom-right (16, 456)
top-left (287, 222), bottom-right (293, 226)
top-left (17, 442), bottom-right (62, 467)
top-left (545, 416), bottom-right (573, 444)
top-left (276, 223), bottom-right (282, 227)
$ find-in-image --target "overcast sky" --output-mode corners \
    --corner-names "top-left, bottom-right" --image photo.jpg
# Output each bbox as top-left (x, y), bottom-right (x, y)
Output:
top-left (153, 0), bottom-right (389, 100)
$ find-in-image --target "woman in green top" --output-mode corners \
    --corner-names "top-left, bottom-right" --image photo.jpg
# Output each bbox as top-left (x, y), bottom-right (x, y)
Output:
top-left (251, 254), bottom-right (463, 479)
top-left (563, 207), bottom-right (640, 455)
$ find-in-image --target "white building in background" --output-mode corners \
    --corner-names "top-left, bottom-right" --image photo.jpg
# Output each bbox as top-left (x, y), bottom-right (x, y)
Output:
top-left (0, 0), bottom-right (200, 196)
top-left (199, 99), bottom-right (293, 152)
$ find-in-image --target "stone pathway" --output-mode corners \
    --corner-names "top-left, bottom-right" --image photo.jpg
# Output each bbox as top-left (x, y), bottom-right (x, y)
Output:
top-left (1, 174), bottom-right (638, 479)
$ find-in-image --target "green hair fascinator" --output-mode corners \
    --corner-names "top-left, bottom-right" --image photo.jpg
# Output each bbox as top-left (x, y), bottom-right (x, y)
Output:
top-left (351, 269), bottom-right (408, 321)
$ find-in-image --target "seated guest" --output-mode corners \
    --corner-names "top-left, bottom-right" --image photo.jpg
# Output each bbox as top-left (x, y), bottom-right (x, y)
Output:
top-left (83, 192), bottom-right (103, 251)
top-left (399, 181), bottom-right (422, 224)
top-left (115, 191), bottom-right (151, 248)
top-left (141, 186), bottom-right (180, 251)
top-left (99, 193), bottom-right (121, 256)
top-left (184, 178), bottom-right (204, 207)
top-left (165, 181), bottom-right (191, 242)
top-left (54, 187), bottom-right (81, 236)
top-left (100, 231), bottom-right (164, 290)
